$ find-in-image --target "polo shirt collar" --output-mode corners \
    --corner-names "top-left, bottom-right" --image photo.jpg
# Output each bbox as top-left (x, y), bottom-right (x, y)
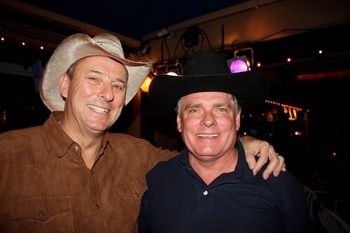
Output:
top-left (179, 139), bottom-right (256, 181)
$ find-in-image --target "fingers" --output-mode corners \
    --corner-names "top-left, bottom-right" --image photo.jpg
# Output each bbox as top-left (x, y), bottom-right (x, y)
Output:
top-left (275, 154), bottom-right (286, 174)
top-left (252, 141), bottom-right (269, 176)
top-left (262, 153), bottom-right (286, 180)
top-left (262, 145), bottom-right (277, 179)
top-left (242, 136), bottom-right (287, 179)
top-left (246, 154), bottom-right (257, 171)
top-left (281, 154), bottom-right (287, 171)
top-left (241, 136), bottom-right (260, 171)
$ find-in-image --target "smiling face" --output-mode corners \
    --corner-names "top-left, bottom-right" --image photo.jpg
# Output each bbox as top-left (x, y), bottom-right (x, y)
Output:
top-left (176, 92), bottom-right (241, 163)
top-left (59, 56), bottom-right (128, 136)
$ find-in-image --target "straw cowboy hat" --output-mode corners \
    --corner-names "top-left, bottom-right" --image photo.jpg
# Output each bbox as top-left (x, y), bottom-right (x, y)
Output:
top-left (148, 50), bottom-right (270, 113)
top-left (40, 33), bottom-right (152, 111)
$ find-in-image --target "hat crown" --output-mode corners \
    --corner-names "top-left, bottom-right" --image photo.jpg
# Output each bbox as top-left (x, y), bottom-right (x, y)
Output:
top-left (92, 33), bottom-right (125, 59)
top-left (183, 50), bottom-right (230, 76)
top-left (149, 50), bottom-right (270, 113)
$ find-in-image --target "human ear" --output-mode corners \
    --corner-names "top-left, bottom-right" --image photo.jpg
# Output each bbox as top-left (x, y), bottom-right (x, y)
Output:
top-left (176, 115), bottom-right (182, 133)
top-left (235, 111), bottom-right (241, 131)
top-left (59, 73), bottom-right (69, 98)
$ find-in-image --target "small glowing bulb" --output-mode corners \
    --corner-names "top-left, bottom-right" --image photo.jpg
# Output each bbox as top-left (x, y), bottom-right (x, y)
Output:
top-left (21, 42), bottom-right (26, 46)
top-left (140, 77), bottom-right (152, 93)
top-left (166, 71), bottom-right (178, 76)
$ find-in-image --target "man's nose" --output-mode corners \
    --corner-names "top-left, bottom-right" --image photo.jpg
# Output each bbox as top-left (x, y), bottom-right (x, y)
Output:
top-left (200, 112), bottom-right (217, 127)
top-left (99, 83), bottom-right (114, 101)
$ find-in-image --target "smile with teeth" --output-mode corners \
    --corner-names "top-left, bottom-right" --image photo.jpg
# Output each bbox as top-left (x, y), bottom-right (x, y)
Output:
top-left (88, 104), bottom-right (110, 113)
top-left (196, 133), bottom-right (219, 138)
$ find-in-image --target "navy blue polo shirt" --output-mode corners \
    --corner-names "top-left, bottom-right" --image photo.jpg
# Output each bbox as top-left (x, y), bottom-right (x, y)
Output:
top-left (138, 141), bottom-right (312, 233)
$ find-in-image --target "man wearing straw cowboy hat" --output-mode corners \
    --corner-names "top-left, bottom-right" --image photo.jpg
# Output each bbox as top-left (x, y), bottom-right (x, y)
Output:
top-left (139, 50), bottom-right (312, 233)
top-left (0, 33), bottom-right (285, 233)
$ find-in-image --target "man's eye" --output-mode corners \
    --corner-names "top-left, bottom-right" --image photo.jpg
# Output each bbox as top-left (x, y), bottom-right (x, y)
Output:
top-left (113, 83), bottom-right (125, 90)
top-left (88, 76), bottom-right (97, 81)
top-left (217, 108), bottom-right (228, 112)
top-left (188, 108), bottom-right (199, 113)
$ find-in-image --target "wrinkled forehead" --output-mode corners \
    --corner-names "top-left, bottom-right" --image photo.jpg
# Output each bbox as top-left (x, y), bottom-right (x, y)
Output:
top-left (68, 55), bottom-right (129, 79)
top-left (177, 91), bottom-right (237, 110)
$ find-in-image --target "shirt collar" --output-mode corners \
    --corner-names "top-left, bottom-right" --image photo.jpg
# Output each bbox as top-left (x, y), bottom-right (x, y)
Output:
top-left (179, 140), bottom-right (255, 181)
top-left (42, 111), bottom-right (110, 158)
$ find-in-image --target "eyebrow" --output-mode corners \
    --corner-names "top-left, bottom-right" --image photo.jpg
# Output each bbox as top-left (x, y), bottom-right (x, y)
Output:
top-left (89, 69), bottom-right (126, 84)
top-left (214, 103), bottom-right (233, 108)
top-left (184, 103), bottom-right (201, 110)
top-left (185, 102), bottom-right (232, 108)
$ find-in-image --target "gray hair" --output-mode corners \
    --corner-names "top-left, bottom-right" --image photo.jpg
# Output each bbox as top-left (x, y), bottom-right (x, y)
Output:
top-left (66, 59), bottom-right (81, 79)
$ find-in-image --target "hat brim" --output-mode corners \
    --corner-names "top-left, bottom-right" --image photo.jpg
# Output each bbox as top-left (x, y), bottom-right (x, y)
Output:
top-left (148, 71), bottom-right (270, 113)
top-left (40, 34), bottom-right (151, 112)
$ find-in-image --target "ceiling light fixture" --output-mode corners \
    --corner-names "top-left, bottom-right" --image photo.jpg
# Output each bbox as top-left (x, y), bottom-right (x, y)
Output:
top-left (227, 47), bottom-right (254, 74)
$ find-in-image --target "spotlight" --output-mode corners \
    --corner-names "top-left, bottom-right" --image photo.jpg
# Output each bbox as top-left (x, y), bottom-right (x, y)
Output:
top-left (227, 47), bottom-right (254, 74)
top-left (227, 56), bottom-right (251, 74)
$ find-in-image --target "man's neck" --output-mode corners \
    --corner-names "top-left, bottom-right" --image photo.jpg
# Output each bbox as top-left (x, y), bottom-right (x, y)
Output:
top-left (59, 118), bottom-right (104, 169)
top-left (189, 150), bottom-right (238, 185)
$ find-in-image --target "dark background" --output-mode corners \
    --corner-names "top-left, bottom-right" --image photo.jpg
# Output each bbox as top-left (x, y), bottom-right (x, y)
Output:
top-left (1, 0), bottom-right (350, 227)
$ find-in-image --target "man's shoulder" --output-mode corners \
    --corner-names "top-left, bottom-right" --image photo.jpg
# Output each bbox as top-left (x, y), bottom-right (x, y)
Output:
top-left (0, 126), bottom-right (42, 161)
top-left (0, 126), bottom-right (41, 142)
top-left (264, 169), bottom-right (305, 196)
top-left (108, 133), bottom-right (153, 148)
top-left (148, 153), bottom-right (181, 175)
top-left (145, 153), bottom-right (184, 192)
top-left (108, 132), bottom-right (174, 156)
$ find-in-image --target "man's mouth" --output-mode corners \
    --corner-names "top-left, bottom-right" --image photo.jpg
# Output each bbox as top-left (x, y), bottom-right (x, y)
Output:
top-left (88, 104), bottom-right (110, 113)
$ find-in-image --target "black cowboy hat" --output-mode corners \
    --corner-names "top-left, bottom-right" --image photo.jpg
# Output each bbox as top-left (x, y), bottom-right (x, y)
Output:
top-left (148, 50), bottom-right (270, 113)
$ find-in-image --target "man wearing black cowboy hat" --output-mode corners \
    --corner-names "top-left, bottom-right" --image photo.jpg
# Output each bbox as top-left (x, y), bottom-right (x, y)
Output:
top-left (139, 50), bottom-right (312, 233)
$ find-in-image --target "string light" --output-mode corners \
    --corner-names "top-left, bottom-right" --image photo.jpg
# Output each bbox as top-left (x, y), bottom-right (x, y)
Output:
top-left (0, 33), bottom-right (330, 70)
top-left (265, 99), bottom-right (304, 121)
top-left (294, 131), bottom-right (302, 136)
top-left (1, 34), bottom-right (49, 51)
top-left (265, 99), bottom-right (303, 111)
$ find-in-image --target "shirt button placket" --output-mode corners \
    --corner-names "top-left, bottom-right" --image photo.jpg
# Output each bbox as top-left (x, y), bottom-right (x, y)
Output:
top-left (73, 145), bottom-right (79, 152)
top-left (38, 210), bottom-right (46, 219)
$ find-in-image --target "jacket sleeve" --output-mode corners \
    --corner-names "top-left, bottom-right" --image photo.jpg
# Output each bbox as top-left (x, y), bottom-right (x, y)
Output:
top-left (144, 143), bottom-right (177, 172)
top-left (138, 191), bottom-right (152, 233)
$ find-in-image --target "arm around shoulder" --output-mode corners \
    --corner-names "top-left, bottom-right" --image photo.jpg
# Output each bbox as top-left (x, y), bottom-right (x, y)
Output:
top-left (240, 135), bottom-right (286, 180)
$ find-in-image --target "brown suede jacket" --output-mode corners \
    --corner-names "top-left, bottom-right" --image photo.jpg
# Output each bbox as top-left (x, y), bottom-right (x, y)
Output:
top-left (0, 112), bottom-right (175, 233)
